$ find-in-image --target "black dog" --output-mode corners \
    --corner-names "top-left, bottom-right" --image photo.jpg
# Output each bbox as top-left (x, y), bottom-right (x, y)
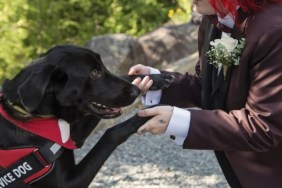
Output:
top-left (0, 45), bottom-right (173, 188)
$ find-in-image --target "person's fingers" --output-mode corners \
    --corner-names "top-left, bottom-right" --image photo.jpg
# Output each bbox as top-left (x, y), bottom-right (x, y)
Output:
top-left (137, 120), bottom-right (153, 134)
top-left (138, 107), bottom-right (160, 117)
top-left (131, 77), bottom-right (141, 86)
top-left (142, 79), bottom-right (153, 93)
top-left (137, 106), bottom-right (173, 135)
top-left (137, 115), bottom-right (167, 135)
top-left (138, 76), bottom-right (150, 89)
top-left (131, 76), bottom-right (152, 95)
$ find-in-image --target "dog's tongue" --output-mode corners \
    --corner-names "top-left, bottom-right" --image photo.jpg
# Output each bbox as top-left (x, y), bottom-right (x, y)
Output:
top-left (102, 107), bottom-right (122, 119)
top-left (105, 107), bottom-right (122, 116)
top-left (112, 108), bottom-right (121, 113)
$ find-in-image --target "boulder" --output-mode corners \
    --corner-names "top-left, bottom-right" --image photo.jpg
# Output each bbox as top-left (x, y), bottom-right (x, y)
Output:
top-left (138, 22), bottom-right (198, 68)
top-left (86, 22), bottom-right (199, 75)
top-left (86, 34), bottom-right (147, 75)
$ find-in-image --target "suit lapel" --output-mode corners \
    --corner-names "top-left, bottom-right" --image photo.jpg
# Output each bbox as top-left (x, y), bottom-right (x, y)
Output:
top-left (201, 20), bottom-right (222, 109)
top-left (210, 67), bottom-right (232, 110)
top-left (201, 24), bottom-right (231, 110)
top-left (207, 8), bottom-right (249, 110)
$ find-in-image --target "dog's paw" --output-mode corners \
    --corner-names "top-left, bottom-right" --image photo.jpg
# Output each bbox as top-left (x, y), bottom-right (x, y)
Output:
top-left (120, 74), bottom-right (175, 90)
top-left (149, 74), bottom-right (175, 90)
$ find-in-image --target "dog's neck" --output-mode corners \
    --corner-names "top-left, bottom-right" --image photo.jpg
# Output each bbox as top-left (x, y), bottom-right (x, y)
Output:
top-left (6, 99), bottom-right (55, 119)
top-left (1, 95), bottom-right (55, 122)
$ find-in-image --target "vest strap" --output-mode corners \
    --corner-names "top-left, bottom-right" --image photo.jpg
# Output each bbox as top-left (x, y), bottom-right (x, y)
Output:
top-left (0, 142), bottom-right (64, 188)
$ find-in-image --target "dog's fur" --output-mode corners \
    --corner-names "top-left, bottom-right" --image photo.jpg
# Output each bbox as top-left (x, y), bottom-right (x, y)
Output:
top-left (0, 45), bottom-right (173, 188)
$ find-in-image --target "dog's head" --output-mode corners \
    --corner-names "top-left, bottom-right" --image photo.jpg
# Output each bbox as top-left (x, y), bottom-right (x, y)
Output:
top-left (2, 45), bottom-right (140, 121)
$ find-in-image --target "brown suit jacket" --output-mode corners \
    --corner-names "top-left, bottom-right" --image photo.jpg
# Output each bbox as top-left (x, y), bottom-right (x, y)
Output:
top-left (160, 3), bottom-right (282, 188)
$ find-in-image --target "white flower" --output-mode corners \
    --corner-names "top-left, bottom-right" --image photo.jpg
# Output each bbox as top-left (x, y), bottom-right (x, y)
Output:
top-left (210, 35), bottom-right (238, 53)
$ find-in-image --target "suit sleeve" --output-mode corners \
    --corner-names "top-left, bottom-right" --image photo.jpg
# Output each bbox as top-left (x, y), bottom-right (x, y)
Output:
top-left (184, 23), bottom-right (282, 152)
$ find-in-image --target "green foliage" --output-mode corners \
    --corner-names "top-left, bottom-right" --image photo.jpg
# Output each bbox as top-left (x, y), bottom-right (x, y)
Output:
top-left (168, 0), bottom-right (192, 24)
top-left (101, 0), bottom-right (175, 36)
top-left (0, 0), bottom-right (190, 83)
top-left (0, 0), bottom-right (29, 83)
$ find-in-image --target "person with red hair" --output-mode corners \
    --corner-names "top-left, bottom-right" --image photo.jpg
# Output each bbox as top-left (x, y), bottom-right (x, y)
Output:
top-left (129, 0), bottom-right (282, 187)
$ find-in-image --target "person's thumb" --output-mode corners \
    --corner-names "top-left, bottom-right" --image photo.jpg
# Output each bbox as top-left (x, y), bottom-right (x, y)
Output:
top-left (128, 67), bottom-right (138, 75)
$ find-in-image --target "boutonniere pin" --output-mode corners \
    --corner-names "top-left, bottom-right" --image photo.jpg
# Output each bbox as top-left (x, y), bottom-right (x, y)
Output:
top-left (206, 36), bottom-right (245, 79)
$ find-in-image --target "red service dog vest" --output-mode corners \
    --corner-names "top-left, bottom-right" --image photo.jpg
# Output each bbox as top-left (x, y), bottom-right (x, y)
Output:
top-left (0, 104), bottom-right (77, 185)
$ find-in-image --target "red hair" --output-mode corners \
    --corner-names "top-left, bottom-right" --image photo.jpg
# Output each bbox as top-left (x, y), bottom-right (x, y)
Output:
top-left (209, 0), bottom-right (282, 18)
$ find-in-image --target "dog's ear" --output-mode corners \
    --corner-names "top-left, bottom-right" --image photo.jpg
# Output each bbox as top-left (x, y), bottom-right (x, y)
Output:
top-left (17, 64), bottom-right (55, 113)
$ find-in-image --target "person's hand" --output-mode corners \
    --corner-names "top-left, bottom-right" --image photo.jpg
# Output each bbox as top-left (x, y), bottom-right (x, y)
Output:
top-left (137, 106), bottom-right (173, 135)
top-left (128, 64), bottom-right (153, 95)
top-left (128, 64), bottom-right (150, 75)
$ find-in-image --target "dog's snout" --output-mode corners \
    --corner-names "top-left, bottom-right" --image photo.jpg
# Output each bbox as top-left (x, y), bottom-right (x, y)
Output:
top-left (131, 87), bottom-right (141, 98)
top-left (127, 86), bottom-right (140, 98)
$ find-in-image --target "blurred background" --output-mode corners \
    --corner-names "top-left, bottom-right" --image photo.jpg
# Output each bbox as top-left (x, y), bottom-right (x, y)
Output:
top-left (0, 0), bottom-right (201, 83)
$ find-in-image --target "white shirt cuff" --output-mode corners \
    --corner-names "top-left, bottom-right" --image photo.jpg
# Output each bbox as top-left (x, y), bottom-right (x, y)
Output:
top-left (164, 107), bottom-right (191, 145)
top-left (141, 67), bottom-right (162, 106)
top-left (141, 90), bottom-right (162, 106)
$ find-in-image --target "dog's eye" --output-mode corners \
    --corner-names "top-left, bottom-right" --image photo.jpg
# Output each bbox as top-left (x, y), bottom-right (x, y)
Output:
top-left (89, 69), bottom-right (101, 80)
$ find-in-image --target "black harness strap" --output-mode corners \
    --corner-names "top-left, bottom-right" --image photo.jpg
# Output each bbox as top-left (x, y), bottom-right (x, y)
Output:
top-left (0, 142), bottom-right (64, 188)
top-left (10, 181), bottom-right (34, 188)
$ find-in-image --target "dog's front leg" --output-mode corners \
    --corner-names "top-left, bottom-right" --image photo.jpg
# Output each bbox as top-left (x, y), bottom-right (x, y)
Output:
top-left (62, 115), bottom-right (151, 188)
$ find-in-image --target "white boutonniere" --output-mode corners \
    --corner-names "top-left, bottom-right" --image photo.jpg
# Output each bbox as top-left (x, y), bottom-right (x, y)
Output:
top-left (206, 36), bottom-right (245, 79)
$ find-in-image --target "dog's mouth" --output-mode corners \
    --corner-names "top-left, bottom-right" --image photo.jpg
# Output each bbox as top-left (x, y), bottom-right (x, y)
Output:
top-left (87, 101), bottom-right (122, 119)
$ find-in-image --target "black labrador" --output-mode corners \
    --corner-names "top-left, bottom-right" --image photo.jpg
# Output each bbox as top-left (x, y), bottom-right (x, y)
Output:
top-left (0, 45), bottom-right (173, 188)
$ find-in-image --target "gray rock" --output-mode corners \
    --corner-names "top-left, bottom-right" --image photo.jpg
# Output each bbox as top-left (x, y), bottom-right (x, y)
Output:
top-left (86, 34), bottom-right (147, 75)
top-left (138, 23), bottom-right (198, 67)
top-left (86, 23), bottom-right (199, 75)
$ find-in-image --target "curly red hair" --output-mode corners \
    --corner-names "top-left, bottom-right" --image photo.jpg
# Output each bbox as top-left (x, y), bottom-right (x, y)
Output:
top-left (209, 0), bottom-right (282, 18)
